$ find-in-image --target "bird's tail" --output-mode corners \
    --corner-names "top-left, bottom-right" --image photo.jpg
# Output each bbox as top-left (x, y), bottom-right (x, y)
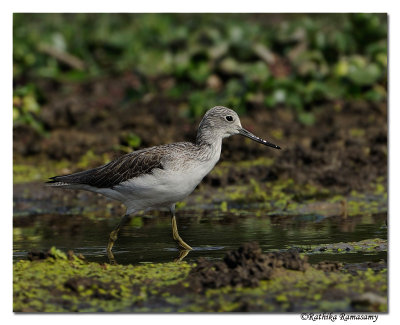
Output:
top-left (46, 167), bottom-right (100, 188)
top-left (46, 178), bottom-right (72, 187)
top-left (46, 177), bottom-right (82, 189)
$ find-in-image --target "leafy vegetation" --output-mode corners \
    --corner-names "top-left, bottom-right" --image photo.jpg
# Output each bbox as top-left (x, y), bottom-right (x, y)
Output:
top-left (14, 13), bottom-right (387, 128)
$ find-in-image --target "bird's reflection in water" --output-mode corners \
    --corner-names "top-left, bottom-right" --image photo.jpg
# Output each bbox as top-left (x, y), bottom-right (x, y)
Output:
top-left (107, 248), bottom-right (191, 265)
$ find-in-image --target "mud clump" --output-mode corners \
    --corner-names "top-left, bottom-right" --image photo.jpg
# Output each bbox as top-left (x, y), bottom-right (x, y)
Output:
top-left (188, 242), bottom-right (309, 291)
top-left (314, 261), bottom-right (343, 272)
top-left (28, 248), bottom-right (85, 262)
top-left (27, 250), bottom-right (54, 261)
top-left (344, 260), bottom-right (387, 275)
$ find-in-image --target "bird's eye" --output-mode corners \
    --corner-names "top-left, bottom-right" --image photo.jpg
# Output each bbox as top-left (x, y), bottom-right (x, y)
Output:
top-left (226, 115), bottom-right (233, 122)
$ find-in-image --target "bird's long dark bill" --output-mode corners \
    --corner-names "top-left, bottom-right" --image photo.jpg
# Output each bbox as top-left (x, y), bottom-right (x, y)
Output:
top-left (239, 128), bottom-right (281, 149)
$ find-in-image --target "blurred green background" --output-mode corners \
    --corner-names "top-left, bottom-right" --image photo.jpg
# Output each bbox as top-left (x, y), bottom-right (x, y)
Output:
top-left (14, 13), bottom-right (387, 133)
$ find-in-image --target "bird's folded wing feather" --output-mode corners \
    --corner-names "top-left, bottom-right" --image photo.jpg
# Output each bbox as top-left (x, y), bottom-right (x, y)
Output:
top-left (47, 147), bottom-right (164, 188)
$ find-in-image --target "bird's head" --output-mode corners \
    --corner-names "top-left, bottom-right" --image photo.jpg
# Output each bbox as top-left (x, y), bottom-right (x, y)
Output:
top-left (197, 106), bottom-right (281, 150)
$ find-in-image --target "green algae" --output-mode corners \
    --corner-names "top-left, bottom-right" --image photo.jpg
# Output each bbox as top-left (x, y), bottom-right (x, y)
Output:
top-left (293, 238), bottom-right (387, 255)
top-left (197, 267), bottom-right (387, 312)
top-left (211, 168), bottom-right (386, 216)
top-left (220, 201), bottom-right (228, 212)
top-left (77, 150), bottom-right (111, 169)
top-left (13, 152), bottom-right (111, 184)
top-left (209, 157), bottom-right (275, 179)
top-left (192, 177), bottom-right (386, 219)
top-left (13, 248), bottom-right (191, 312)
top-left (13, 159), bottom-right (72, 184)
top-left (13, 248), bottom-right (387, 312)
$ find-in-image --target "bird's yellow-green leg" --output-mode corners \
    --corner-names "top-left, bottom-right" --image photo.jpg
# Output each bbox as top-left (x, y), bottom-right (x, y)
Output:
top-left (174, 249), bottom-right (190, 262)
top-left (170, 205), bottom-right (192, 250)
top-left (107, 228), bottom-right (119, 253)
top-left (107, 214), bottom-right (130, 253)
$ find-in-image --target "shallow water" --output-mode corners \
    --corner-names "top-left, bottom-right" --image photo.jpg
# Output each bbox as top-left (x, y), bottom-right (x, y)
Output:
top-left (13, 209), bottom-right (387, 265)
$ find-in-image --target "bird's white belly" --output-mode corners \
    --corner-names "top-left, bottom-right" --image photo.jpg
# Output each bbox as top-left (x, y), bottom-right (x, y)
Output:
top-left (108, 160), bottom-right (217, 214)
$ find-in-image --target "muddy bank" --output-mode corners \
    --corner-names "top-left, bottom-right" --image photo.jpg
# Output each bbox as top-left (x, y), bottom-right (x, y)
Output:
top-left (13, 244), bottom-right (387, 312)
top-left (187, 242), bottom-right (308, 291)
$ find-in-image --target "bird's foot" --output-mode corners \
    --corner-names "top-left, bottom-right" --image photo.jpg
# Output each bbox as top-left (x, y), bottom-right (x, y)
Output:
top-left (175, 236), bottom-right (193, 250)
top-left (171, 215), bottom-right (192, 250)
top-left (174, 249), bottom-right (190, 262)
top-left (106, 228), bottom-right (120, 264)
top-left (107, 248), bottom-right (117, 265)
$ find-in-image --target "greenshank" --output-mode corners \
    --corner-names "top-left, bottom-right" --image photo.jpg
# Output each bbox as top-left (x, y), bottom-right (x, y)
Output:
top-left (47, 106), bottom-right (281, 254)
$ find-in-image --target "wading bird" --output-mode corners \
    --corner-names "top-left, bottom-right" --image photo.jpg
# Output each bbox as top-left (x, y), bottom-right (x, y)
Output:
top-left (48, 106), bottom-right (281, 257)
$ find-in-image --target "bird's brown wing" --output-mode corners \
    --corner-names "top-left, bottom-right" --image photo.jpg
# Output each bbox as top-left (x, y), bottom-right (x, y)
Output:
top-left (47, 147), bottom-right (164, 188)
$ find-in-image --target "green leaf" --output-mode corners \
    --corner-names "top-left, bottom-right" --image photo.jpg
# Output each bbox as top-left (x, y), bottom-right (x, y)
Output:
top-left (298, 112), bottom-right (316, 126)
top-left (348, 63), bottom-right (382, 86)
